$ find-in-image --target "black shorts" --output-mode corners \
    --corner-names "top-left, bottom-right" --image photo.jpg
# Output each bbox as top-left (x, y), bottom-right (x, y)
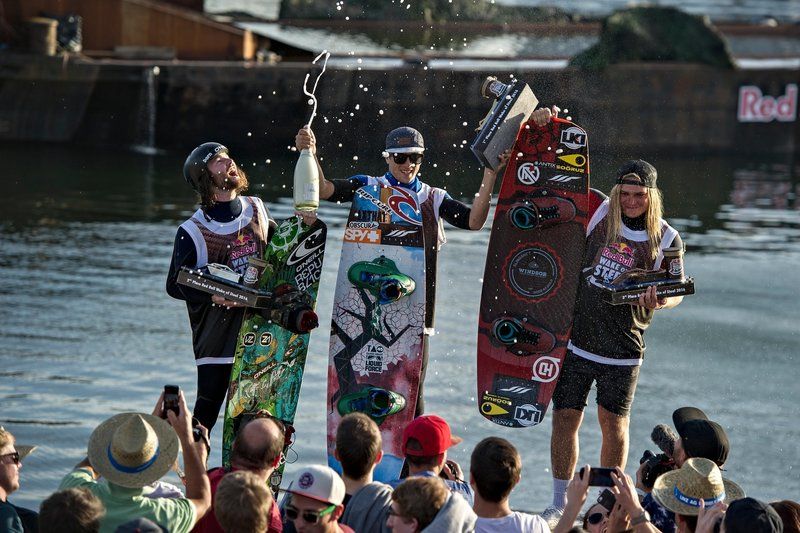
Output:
top-left (551, 350), bottom-right (641, 416)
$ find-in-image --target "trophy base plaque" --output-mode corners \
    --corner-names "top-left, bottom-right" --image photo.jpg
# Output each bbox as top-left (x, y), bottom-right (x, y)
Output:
top-left (471, 77), bottom-right (538, 171)
top-left (603, 276), bottom-right (695, 305)
top-left (177, 266), bottom-right (274, 308)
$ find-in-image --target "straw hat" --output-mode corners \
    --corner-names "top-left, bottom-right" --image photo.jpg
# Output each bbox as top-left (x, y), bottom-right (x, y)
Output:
top-left (87, 413), bottom-right (179, 488)
top-left (652, 457), bottom-right (744, 516)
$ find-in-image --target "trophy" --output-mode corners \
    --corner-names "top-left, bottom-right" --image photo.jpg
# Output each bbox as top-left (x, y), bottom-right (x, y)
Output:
top-left (470, 76), bottom-right (538, 171)
top-left (601, 246), bottom-right (696, 305)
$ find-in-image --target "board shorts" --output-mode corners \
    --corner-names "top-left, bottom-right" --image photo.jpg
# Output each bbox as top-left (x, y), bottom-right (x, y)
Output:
top-left (551, 349), bottom-right (640, 416)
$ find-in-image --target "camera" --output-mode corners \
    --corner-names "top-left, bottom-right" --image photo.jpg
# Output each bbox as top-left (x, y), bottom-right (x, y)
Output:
top-left (639, 449), bottom-right (675, 489)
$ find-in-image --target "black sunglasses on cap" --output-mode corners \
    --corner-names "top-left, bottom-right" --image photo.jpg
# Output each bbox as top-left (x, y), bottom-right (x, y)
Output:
top-left (390, 153), bottom-right (423, 164)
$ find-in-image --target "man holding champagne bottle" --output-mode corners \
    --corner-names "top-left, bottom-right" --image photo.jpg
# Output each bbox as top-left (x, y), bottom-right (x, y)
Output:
top-left (295, 125), bottom-right (506, 415)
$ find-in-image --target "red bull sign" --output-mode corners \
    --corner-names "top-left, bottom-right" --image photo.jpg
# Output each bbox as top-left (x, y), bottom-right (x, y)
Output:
top-left (738, 84), bottom-right (796, 123)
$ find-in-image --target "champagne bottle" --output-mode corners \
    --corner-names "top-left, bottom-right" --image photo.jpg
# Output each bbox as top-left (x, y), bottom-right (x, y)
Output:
top-left (293, 148), bottom-right (319, 211)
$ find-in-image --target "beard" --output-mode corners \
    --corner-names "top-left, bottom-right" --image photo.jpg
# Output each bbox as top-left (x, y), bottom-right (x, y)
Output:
top-left (214, 168), bottom-right (249, 194)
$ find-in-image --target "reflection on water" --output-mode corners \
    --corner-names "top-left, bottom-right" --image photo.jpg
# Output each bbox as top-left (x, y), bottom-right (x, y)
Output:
top-left (2, 143), bottom-right (798, 509)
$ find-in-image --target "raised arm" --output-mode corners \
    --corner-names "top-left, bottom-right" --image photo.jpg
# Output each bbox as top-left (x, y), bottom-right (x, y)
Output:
top-left (467, 150), bottom-right (510, 230)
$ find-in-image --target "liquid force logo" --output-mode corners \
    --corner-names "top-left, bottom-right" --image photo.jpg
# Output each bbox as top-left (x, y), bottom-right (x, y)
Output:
top-left (560, 126), bottom-right (587, 150)
top-left (517, 163), bottom-right (540, 185)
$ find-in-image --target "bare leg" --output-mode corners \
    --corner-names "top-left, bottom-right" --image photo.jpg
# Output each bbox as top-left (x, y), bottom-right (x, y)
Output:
top-left (598, 405), bottom-right (630, 469)
top-left (551, 407), bottom-right (584, 479)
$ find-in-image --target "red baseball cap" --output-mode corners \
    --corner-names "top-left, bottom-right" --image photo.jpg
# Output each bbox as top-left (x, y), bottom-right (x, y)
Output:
top-left (402, 415), bottom-right (462, 456)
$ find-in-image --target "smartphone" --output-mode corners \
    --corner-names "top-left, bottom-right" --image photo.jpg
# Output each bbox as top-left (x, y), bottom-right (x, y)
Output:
top-left (163, 385), bottom-right (180, 418)
top-left (581, 466), bottom-right (616, 487)
top-left (597, 488), bottom-right (617, 510)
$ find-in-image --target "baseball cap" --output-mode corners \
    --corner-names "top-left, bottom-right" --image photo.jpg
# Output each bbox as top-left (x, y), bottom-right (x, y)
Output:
top-left (385, 127), bottom-right (425, 154)
top-left (115, 517), bottom-right (166, 533)
top-left (673, 407), bottom-right (729, 466)
top-left (724, 498), bottom-right (784, 533)
top-left (287, 465), bottom-right (345, 506)
top-left (402, 414), bottom-right (462, 456)
top-left (616, 159), bottom-right (657, 188)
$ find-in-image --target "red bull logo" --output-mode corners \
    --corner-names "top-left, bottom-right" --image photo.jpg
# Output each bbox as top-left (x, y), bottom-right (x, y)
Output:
top-left (601, 242), bottom-right (635, 268)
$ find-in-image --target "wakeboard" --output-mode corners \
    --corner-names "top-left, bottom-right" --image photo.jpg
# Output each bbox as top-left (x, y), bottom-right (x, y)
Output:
top-left (222, 215), bottom-right (326, 490)
top-left (326, 185), bottom-right (426, 482)
top-left (477, 117), bottom-right (591, 428)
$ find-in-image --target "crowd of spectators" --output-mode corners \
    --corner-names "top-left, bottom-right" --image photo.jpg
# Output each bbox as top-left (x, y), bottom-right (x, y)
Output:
top-left (1, 398), bottom-right (797, 533)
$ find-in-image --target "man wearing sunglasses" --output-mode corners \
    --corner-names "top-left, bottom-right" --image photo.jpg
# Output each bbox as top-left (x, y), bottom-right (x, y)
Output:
top-left (296, 125), bottom-right (505, 415)
top-left (284, 465), bottom-right (354, 533)
top-left (0, 427), bottom-right (37, 533)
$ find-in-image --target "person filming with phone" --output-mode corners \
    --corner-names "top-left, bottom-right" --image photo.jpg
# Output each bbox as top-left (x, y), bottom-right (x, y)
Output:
top-left (57, 388), bottom-right (211, 532)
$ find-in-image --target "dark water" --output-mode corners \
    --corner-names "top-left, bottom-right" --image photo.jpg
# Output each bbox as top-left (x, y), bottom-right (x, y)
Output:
top-left (2, 142), bottom-right (798, 512)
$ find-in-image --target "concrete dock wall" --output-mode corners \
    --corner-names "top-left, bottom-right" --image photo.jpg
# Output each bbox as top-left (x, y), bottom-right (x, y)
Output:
top-left (0, 54), bottom-right (796, 158)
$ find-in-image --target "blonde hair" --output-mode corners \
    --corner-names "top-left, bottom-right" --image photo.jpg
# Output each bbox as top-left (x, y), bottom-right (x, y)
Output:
top-left (605, 184), bottom-right (664, 260)
top-left (215, 471), bottom-right (273, 533)
top-left (0, 427), bottom-right (13, 450)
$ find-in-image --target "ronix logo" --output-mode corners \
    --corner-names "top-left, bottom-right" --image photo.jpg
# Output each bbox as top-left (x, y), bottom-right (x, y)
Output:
top-left (560, 126), bottom-right (587, 150)
top-left (517, 163), bottom-right (540, 185)
top-left (738, 84), bottom-right (796, 123)
top-left (344, 228), bottom-right (381, 243)
top-left (514, 404), bottom-right (542, 427)
top-left (532, 356), bottom-right (560, 383)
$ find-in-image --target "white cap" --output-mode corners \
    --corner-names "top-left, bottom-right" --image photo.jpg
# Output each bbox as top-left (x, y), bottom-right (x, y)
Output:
top-left (288, 465), bottom-right (345, 506)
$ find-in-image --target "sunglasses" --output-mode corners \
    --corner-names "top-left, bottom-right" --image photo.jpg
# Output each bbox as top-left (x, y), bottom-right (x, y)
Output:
top-left (390, 153), bottom-right (423, 164)
top-left (587, 511), bottom-right (609, 525)
top-left (0, 452), bottom-right (20, 466)
top-left (285, 503), bottom-right (336, 524)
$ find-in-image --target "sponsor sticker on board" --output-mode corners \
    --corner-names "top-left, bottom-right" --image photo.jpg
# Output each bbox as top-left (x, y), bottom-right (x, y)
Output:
top-left (517, 162), bottom-right (540, 185)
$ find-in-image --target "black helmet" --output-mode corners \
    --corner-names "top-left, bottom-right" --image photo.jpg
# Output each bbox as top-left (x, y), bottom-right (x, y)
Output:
top-left (183, 142), bottom-right (228, 190)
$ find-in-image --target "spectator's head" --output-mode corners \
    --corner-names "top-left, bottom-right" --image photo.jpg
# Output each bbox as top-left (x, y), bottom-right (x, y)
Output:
top-left (724, 498), bottom-right (784, 533)
top-left (469, 437), bottom-right (521, 503)
top-left (286, 465), bottom-right (346, 533)
top-left (214, 470), bottom-right (273, 533)
top-left (0, 426), bottom-right (21, 498)
top-left (335, 413), bottom-right (383, 481)
top-left (39, 488), bottom-right (105, 533)
top-left (388, 476), bottom-right (448, 532)
top-left (581, 502), bottom-right (610, 533)
top-left (652, 458), bottom-right (744, 533)
top-left (672, 407), bottom-right (730, 467)
top-left (86, 413), bottom-right (179, 489)
top-left (770, 501), bottom-right (800, 533)
top-left (401, 415), bottom-right (462, 473)
top-left (230, 415), bottom-right (285, 476)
